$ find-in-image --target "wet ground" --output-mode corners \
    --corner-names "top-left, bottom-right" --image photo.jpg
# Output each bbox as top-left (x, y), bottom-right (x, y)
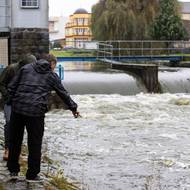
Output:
top-left (0, 121), bottom-right (59, 190)
top-left (0, 148), bottom-right (50, 190)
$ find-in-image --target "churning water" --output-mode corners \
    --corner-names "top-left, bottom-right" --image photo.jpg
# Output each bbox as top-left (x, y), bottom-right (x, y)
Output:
top-left (43, 62), bottom-right (190, 189)
top-left (2, 61), bottom-right (190, 189)
top-left (159, 68), bottom-right (190, 93)
top-left (62, 62), bottom-right (147, 95)
top-left (45, 93), bottom-right (190, 190)
top-left (61, 62), bottom-right (190, 95)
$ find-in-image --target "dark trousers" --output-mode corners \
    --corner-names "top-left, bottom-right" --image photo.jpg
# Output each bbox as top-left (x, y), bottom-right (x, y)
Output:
top-left (7, 111), bottom-right (44, 179)
top-left (4, 104), bottom-right (11, 149)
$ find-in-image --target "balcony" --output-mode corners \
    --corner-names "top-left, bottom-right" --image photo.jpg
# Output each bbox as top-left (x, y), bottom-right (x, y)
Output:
top-left (74, 32), bottom-right (92, 36)
top-left (66, 22), bottom-right (91, 28)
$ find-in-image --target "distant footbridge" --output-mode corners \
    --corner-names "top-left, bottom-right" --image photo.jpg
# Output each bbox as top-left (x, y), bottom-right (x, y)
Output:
top-left (58, 40), bottom-right (190, 93)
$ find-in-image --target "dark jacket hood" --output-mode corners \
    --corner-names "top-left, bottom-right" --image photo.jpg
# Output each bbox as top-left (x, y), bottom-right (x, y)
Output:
top-left (32, 59), bottom-right (51, 74)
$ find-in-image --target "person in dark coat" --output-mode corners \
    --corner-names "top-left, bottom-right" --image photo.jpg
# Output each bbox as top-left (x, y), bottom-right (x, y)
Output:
top-left (7, 54), bottom-right (79, 181)
top-left (0, 54), bottom-right (37, 161)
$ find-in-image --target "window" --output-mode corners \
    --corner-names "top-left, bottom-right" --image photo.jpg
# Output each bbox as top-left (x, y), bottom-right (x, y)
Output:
top-left (21, 0), bottom-right (39, 8)
top-left (77, 18), bottom-right (84, 25)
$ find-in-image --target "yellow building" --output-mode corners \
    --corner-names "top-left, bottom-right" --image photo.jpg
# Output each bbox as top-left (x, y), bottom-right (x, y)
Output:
top-left (65, 8), bottom-right (92, 48)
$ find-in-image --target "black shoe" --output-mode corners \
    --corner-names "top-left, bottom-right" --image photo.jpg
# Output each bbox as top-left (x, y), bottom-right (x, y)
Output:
top-left (10, 172), bottom-right (18, 180)
top-left (26, 176), bottom-right (43, 183)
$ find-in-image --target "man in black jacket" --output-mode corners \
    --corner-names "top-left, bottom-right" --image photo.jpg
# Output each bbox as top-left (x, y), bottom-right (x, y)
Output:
top-left (0, 54), bottom-right (37, 161)
top-left (7, 54), bottom-right (79, 181)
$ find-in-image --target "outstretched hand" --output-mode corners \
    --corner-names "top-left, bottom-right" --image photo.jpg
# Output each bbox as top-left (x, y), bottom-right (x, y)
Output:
top-left (72, 111), bottom-right (81, 118)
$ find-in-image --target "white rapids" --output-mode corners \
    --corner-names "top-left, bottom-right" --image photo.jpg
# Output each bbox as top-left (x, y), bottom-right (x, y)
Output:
top-left (44, 93), bottom-right (190, 190)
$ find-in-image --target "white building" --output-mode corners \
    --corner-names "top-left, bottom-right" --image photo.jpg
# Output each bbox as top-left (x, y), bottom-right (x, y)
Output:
top-left (180, 2), bottom-right (190, 39)
top-left (49, 16), bottom-right (68, 42)
top-left (0, 0), bottom-right (49, 65)
top-left (181, 2), bottom-right (190, 20)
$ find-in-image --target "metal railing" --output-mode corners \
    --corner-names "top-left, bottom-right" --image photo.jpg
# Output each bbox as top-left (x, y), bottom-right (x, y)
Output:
top-left (55, 65), bottom-right (64, 80)
top-left (50, 40), bottom-right (190, 62)
top-left (96, 40), bottom-right (190, 61)
top-left (97, 42), bottom-right (113, 60)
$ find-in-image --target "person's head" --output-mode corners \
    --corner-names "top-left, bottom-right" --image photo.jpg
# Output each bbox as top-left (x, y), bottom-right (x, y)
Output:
top-left (43, 54), bottom-right (57, 71)
top-left (19, 54), bottom-right (37, 66)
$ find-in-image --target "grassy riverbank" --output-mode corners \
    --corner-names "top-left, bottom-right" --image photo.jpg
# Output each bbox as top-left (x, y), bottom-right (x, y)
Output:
top-left (0, 139), bottom-right (80, 189)
top-left (20, 145), bottom-right (80, 190)
top-left (50, 49), bottom-right (95, 57)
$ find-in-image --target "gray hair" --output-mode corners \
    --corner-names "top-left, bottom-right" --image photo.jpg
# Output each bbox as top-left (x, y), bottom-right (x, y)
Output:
top-left (19, 54), bottom-right (37, 65)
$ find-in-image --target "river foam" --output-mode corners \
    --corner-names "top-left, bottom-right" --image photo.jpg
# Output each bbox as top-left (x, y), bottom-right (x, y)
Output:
top-left (45, 93), bottom-right (190, 190)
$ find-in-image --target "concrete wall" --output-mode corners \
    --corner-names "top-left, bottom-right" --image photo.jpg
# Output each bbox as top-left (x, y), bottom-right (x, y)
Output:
top-left (112, 63), bottom-right (160, 93)
top-left (9, 0), bottom-right (49, 63)
top-left (0, 0), bottom-right (10, 31)
top-left (0, 0), bottom-right (49, 64)
top-left (11, 0), bottom-right (48, 29)
top-left (0, 92), bottom-right (67, 110)
top-left (49, 16), bottom-right (68, 41)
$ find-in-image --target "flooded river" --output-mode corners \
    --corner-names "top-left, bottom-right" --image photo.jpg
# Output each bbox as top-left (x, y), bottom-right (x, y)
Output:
top-left (45, 93), bottom-right (190, 190)
top-left (4, 62), bottom-right (190, 189)
top-left (46, 62), bottom-right (190, 189)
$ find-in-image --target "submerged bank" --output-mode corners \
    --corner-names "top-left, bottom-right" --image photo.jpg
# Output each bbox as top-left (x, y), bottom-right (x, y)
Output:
top-left (0, 123), bottom-right (81, 190)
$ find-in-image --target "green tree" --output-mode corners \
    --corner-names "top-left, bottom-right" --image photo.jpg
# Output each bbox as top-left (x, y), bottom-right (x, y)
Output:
top-left (91, 0), bottom-right (159, 40)
top-left (151, 0), bottom-right (188, 40)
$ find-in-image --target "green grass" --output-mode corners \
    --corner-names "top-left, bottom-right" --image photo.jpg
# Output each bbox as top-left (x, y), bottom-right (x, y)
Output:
top-left (50, 50), bottom-right (95, 57)
top-left (18, 145), bottom-right (80, 190)
top-left (46, 171), bottom-right (80, 190)
top-left (0, 183), bottom-right (4, 190)
top-left (50, 50), bottom-right (75, 57)
top-left (182, 55), bottom-right (190, 61)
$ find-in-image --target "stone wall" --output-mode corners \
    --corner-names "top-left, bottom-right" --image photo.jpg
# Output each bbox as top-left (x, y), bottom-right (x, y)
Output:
top-left (10, 28), bottom-right (49, 63)
top-left (0, 92), bottom-right (66, 111)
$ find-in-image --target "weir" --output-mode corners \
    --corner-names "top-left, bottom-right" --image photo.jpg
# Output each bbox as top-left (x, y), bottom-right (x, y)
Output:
top-left (96, 40), bottom-right (190, 93)
top-left (111, 62), bottom-right (159, 93)
top-left (99, 59), bottom-right (159, 93)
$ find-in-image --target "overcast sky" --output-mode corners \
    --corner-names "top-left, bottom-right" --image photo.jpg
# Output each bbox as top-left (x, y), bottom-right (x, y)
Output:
top-left (49, 0), bottom-right (190, 17)
top-left (49, 0), bottom-right (99, 17)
